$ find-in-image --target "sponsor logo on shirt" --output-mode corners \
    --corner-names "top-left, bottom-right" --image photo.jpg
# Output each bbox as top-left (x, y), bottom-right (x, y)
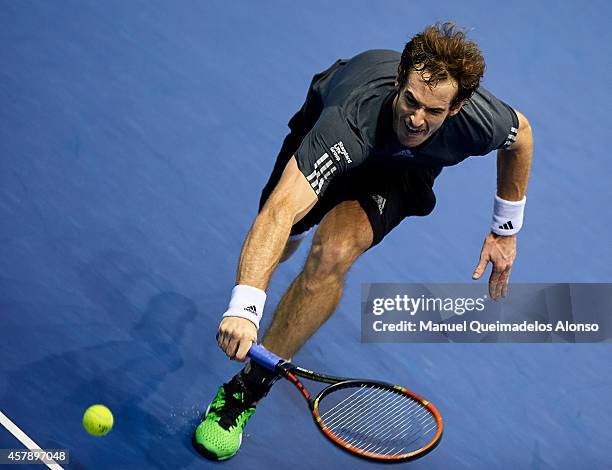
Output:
top-left (330, 141), bottom-right (352, 164)
top-left (503, 127), bottom-right (518, 148)
top-left (393, 148), bottom-right (413, 158)
top-left (371, 194), bottom-right (386, 215)
top-left (306, 152), bottom-right (337, 196)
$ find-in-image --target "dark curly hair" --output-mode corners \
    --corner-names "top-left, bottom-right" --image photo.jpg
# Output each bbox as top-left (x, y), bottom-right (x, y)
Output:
top-left (397, 22), bottom-right (486, 108)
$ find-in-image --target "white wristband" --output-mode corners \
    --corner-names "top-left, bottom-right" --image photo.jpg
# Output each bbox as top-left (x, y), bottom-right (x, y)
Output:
top-left (222, 284), bottom-right (266, 329)
top-left (491, 195), bottom-right (526, 236)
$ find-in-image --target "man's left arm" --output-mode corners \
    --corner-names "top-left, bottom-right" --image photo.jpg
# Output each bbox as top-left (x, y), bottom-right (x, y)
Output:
top-left (472, 110), bottom-right (533, 299)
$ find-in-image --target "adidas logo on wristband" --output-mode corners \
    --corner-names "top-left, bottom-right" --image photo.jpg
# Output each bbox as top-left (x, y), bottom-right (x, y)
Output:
top-left (492, 195), bottom-right (525, 236)
top-left (224, 285), bottom-right (267, 329)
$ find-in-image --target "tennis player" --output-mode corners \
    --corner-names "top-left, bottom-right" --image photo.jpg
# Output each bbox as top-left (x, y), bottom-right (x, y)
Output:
top-left (194, 22), bottom-right (533, 460)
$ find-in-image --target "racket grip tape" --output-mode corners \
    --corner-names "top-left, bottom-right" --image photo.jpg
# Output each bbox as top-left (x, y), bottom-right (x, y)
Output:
top-left (247, 343), bottom-right (284, 372)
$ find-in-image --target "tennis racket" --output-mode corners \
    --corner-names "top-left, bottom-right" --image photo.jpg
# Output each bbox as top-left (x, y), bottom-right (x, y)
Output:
top-left (248, 344), bottom-right (443, 461)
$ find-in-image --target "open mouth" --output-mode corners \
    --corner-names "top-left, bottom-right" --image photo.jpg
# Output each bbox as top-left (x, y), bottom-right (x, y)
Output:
top-left (404, 121), bottom-right (425, 136)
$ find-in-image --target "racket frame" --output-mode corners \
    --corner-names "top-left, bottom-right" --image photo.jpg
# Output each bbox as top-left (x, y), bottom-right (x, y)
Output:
top-left (248, 344), bottom-right (443, 461)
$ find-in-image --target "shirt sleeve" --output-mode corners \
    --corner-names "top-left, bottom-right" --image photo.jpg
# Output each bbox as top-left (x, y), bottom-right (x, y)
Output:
top-left (295, 106), bottom-right (367, 197)
top-left (470, 87), bottom-right (520, 155)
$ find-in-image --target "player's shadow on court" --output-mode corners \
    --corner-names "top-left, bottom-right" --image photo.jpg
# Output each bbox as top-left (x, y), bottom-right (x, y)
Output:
top-left (65, 291), bottom-right (201, 469)
top-left (4, 289), bottom-right (205, 468)
top-left (3, 249), bottom-right (228, 468)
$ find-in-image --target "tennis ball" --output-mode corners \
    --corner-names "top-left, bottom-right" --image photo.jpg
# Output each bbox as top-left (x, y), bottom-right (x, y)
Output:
top-left (82, 404), bottom-right (114, 436)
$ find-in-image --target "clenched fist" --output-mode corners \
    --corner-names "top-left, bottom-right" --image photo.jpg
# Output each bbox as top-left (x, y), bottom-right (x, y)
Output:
top-left (217, 316), bottom-right (258, 361)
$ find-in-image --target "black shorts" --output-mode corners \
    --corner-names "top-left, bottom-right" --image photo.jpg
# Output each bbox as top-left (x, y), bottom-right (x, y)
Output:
top-left (259, 111), bottom-right (442, 249)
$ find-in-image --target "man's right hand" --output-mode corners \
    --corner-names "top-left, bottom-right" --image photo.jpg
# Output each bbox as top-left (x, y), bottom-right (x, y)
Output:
top-left (217, 316), bottom-right (258, 361)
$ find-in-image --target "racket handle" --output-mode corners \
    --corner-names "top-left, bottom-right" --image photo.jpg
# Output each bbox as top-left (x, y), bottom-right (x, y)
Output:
top-left (247, 343), bottom-right (283, 372)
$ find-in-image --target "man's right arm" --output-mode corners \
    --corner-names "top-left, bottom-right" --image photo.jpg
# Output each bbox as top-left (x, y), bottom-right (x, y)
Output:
top-left (217, 156), bottom-right (317, 360)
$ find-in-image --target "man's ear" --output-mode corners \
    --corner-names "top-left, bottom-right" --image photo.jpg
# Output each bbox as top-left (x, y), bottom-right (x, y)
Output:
top-left (394, 66), bottom-right (403, 92)
top-left (448, 100), bottom-right (465, 116)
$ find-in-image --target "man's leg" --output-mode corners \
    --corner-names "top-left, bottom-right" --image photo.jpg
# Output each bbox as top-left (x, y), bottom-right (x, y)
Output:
top-left (193, 201), bottom-right (373, 460)
top-left (262, 200), bottom-right (373, 359)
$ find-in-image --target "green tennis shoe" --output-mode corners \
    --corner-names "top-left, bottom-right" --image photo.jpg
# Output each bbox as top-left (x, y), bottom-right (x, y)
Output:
top-left (193, 377), bottom-right (258, 460)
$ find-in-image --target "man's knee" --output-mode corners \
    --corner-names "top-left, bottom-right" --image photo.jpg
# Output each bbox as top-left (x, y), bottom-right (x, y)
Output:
top-left (304, 238), bottom-right (359, 281)
top-left (303, 202), bottom-right (373, 281)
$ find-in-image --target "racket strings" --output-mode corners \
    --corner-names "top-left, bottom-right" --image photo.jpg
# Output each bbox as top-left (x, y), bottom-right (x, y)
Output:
top-left (362, 402), bottom-right (437, 455)
top-left (325, 387), bottom-right (403, 436)
top-left (339, 391), bottom-right (426, 450)
top-left (323, 386), bottom-right (409, 433)
top-left (318, 386), bottom-right (375, 421)
top-left (344, 394), bottom-right (420, 442)
top-left (321, 386), bottom-right (387, 427)
top-left (328, 390), bottom-right (433, 454)
top-left (316, 384), bottom-right (438, 457)
top-left (361, 403), bottom-right (436, 455)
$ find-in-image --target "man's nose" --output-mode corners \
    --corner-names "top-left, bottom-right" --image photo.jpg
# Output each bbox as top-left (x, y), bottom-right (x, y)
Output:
top-left (410, 108), bottom-right (425, 128)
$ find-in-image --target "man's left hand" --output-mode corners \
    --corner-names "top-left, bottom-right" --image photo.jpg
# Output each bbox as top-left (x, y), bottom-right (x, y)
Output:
top-left (472, 232), bottom-right (517, 300)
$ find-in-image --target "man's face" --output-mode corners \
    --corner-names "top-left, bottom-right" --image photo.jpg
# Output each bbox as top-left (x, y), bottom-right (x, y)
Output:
top-left (392, 69), bottom-right (462, 148)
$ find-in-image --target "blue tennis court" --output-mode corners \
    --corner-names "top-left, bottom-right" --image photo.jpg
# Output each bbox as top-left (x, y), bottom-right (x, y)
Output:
top-left (1, 1), bottom-right (611, 468)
